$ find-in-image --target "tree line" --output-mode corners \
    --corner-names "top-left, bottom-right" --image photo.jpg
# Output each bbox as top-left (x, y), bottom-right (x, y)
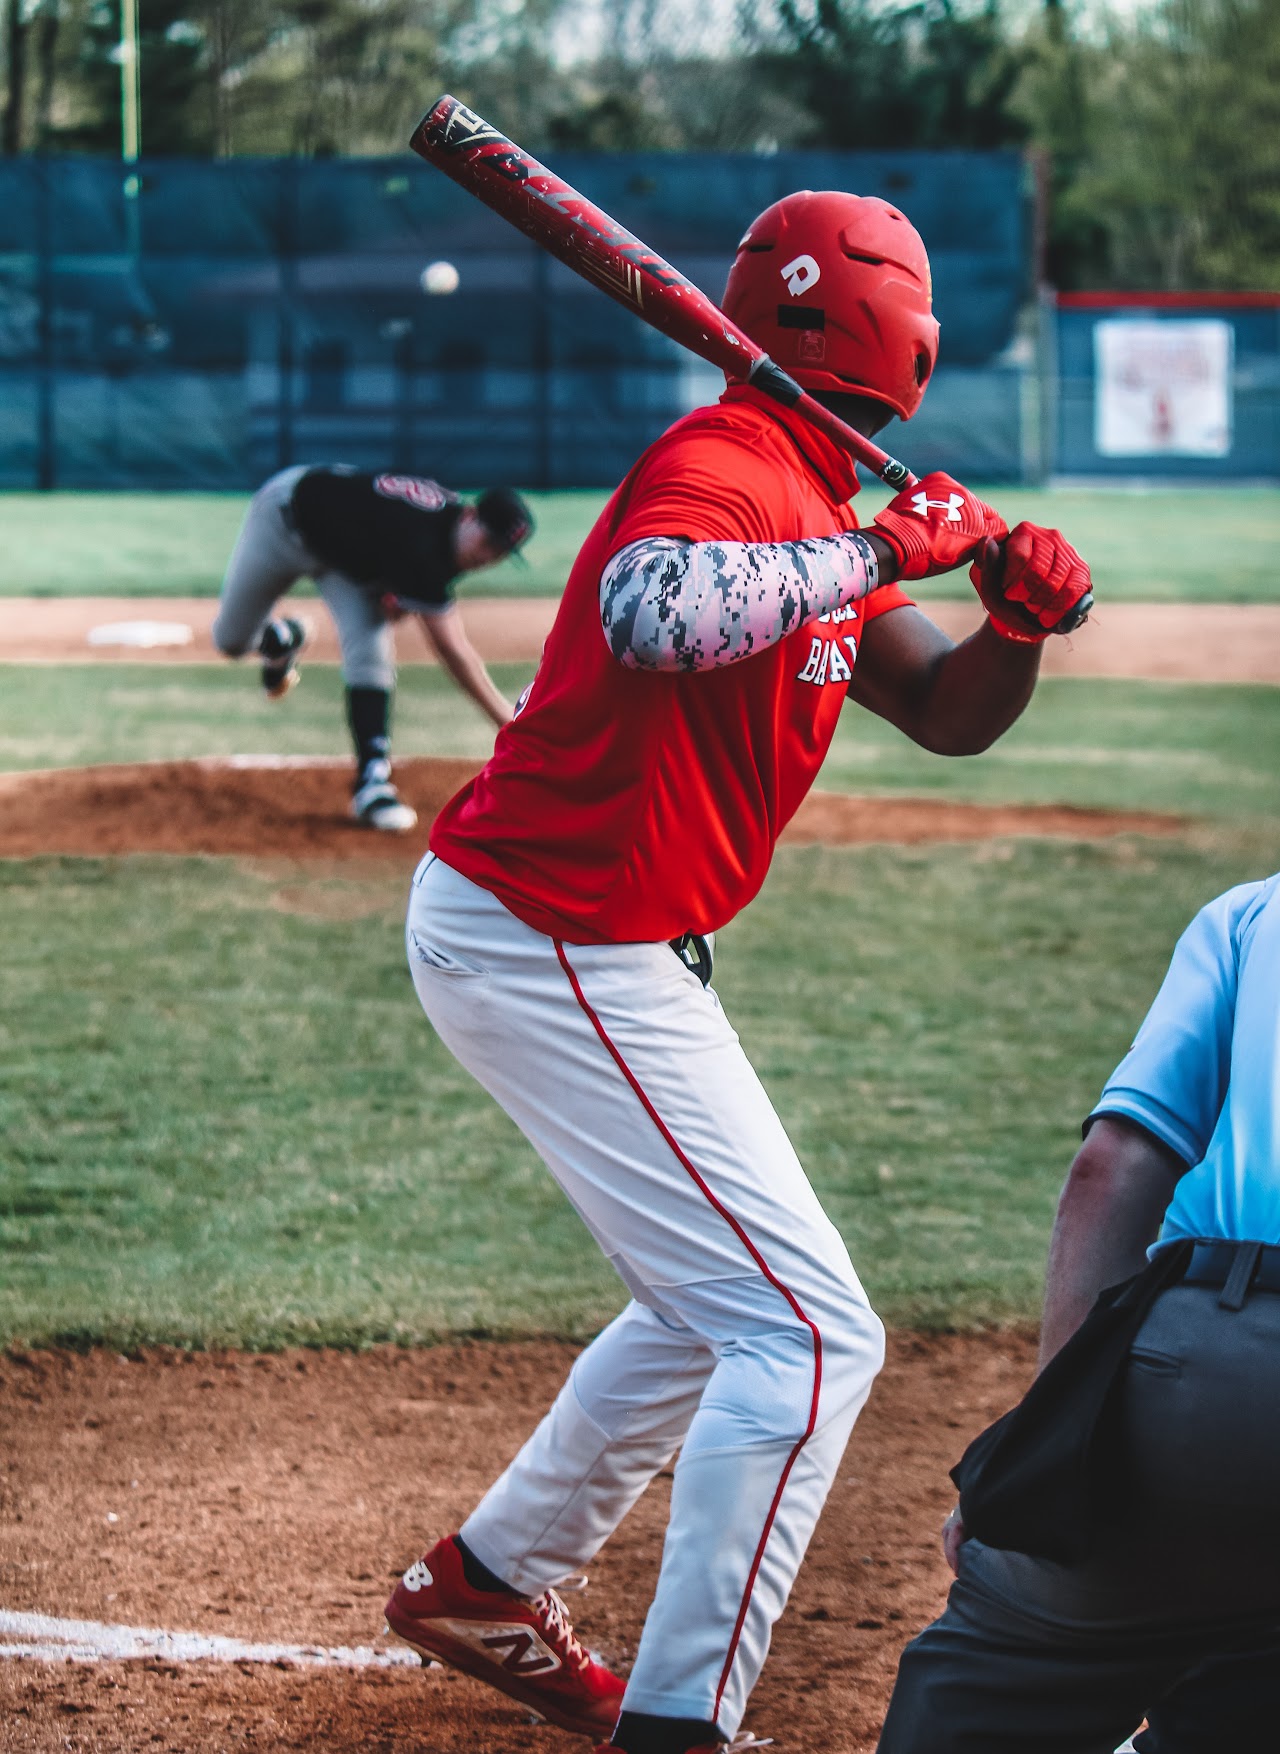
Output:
top-left (2, 0), bottom-right (1276, 291)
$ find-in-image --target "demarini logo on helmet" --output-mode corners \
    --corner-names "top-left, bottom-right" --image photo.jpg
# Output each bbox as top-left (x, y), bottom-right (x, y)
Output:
top-left (781, 254), bottom-right (821, 297)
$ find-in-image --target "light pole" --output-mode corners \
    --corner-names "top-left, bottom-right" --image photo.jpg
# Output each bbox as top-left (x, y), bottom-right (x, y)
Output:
top-left (120, 0), bottom-right (141, 259)
top-left (121, 0), bottom-right (141, 167)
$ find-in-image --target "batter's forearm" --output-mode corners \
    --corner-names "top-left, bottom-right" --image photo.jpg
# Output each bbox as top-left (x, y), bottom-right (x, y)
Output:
top-left (907, 619), bottom-right (1041, 755)
top-left (599, 530), bottom-right (881, 673)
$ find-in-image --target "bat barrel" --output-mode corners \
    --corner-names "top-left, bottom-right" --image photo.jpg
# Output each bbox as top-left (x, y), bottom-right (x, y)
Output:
top-left (410, 96), bottom-right (917, 491)
top-left (411, 96), bottom-right (763, 382)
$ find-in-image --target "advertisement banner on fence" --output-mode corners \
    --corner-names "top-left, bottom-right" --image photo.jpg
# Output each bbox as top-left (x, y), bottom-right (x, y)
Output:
top-left (1094, 319), bottom-right (1232, 457)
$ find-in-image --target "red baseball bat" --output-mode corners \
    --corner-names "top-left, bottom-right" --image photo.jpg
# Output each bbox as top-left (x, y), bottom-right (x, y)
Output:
top-left (408, 95), bottom-right (916, 491)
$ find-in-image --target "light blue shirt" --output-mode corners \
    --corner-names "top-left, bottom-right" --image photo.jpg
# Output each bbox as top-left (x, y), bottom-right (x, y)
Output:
top-left (1089, 873), bottom-right (1280, 1246)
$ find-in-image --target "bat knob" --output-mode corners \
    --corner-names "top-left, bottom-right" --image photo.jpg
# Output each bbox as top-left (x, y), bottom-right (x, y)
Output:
top-left (1054, 591), bottom-right (1093, 636)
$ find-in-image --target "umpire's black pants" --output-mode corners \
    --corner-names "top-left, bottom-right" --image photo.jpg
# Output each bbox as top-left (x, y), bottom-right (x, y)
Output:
top-left (877, 1279), bottom-right (1280, 1754)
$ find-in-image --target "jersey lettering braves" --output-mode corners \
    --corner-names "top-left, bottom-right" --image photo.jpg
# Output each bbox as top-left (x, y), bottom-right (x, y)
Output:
top-left (431, 386), bottom-right (912, 942)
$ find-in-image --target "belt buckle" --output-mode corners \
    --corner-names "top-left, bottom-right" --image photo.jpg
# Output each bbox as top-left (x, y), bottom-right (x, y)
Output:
top-left (670, 931), bottom-right (714, 987)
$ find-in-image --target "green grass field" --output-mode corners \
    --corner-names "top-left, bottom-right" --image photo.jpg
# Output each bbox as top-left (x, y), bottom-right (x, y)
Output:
top-left (1, 653), bottom-right (1276, 1347)
top-left (3, 483), bottom-right (1278, 601)
top-left (2, 474), bottom-right (1277, 1351)
top-left (1, 833), bottom-right (1271, 1349)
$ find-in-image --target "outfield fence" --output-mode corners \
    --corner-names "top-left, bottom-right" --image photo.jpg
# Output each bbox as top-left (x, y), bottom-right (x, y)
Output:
top-left (0, 151), bottom-right (1033, 491)
top-left (3, 156), bottom-right (1276, 493)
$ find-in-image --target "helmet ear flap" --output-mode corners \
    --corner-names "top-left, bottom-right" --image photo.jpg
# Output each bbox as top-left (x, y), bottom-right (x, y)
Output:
top-left (914, 350), bottom-right (932, 387)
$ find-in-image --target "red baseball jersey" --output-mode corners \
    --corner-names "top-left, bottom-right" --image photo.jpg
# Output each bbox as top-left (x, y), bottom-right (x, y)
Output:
top-left (430, 386), bottom-right (912, 942)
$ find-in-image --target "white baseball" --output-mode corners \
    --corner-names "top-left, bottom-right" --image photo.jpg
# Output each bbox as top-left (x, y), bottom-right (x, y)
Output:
top-left (420, 260), bottom-right (460, 296)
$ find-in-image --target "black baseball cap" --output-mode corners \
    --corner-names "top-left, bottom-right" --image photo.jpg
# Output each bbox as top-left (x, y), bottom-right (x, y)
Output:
top-left (475, 487), bottom-right (535, 558)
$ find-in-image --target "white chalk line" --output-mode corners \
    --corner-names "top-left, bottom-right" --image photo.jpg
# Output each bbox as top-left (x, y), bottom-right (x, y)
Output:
top-left (0, 1608), bottom-right (424, 1670)
top-left (0, 754), bottom-right (352, 789)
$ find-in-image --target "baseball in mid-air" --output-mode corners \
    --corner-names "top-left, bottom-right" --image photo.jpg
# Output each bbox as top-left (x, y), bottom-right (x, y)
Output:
top-left (420, 260), bottom-right (460, 296)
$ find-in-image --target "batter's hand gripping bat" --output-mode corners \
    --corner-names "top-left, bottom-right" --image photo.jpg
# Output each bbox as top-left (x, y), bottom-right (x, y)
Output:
top-left (409, 96), bottom-right (1092, 632)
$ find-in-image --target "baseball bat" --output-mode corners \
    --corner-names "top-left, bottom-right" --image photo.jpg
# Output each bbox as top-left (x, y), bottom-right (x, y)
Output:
top-left (409, 95), bottom-right (1092, 634)
top-left (408, 95), bottom-right (915, 491)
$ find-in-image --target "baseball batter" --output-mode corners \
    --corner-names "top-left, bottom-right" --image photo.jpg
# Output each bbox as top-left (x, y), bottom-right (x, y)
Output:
top-left (383, 193), bottom-right (1093, 1754)
top-left (212, 467), bottom-right (533, 830)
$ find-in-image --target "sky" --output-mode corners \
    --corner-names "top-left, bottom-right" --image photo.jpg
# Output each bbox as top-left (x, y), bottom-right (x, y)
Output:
top-left (545, 0), bottom-right (1169, 66)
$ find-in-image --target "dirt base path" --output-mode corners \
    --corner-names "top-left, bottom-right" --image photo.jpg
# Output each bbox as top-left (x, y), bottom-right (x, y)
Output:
top-left (0, 755), bottom-right (1184, 862)
top-left (0, 1332), bottom-right (1036, 1754)
top-left (3, 598), bottom-right (1278, 684)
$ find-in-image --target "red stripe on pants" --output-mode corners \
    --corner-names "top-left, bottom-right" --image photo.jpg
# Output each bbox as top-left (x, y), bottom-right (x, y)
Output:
top-left (553, 940), bottom-right (823, 1720)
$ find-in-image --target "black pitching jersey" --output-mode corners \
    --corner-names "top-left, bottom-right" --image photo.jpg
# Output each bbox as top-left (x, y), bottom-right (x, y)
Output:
top-left (289, 468), bottom-right (462, 611)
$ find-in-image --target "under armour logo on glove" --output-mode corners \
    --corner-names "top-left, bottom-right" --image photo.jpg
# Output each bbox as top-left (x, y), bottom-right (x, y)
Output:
top-left (909, 490), bottom-right (965, 523)
top-left (871, 471), bottom-right (1008, 581)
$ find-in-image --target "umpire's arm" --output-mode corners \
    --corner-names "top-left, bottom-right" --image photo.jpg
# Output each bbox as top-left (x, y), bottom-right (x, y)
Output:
top-left (942, 1116), bottom-right (1187, 1574)
top-left (1038, 1117), bottom-right (1187, 1371)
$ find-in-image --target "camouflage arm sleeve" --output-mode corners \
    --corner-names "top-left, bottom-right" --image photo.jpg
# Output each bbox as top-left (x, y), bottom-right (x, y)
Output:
top-left (599, 530), bottom-right (880, 672)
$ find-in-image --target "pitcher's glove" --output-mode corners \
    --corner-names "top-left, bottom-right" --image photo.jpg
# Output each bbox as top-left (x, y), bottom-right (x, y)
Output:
top-left (870, 472), bottom-right (1009, 581)
top-left (970, 524), bottom-right (1094, 644)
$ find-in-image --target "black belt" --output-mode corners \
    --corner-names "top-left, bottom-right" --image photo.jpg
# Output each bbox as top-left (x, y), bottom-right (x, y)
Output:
top-left (1177, 1239), bottom-right (1280, 1308)
top-left (670, 931), bottom-right (714, 987)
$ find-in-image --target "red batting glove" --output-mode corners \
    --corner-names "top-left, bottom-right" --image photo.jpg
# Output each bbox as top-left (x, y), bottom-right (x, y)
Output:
top-left (971, 523), bottom-right (1093, 644)
top-left (380, 592), bottom-right (408, 623)
top-left (870, 472), bottom-right (1009, 581)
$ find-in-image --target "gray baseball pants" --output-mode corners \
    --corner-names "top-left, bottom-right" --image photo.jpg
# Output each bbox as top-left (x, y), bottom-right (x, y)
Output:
top-left (877, 1280), bottom-right (1280, 1753)
top-left (212, 466), bottom-right (396, 690)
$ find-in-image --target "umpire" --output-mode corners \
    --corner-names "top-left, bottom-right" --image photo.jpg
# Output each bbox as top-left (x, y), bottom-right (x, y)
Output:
top-left (213, 466), bottom-right (533, 832)
top-left (878, 871), bottom-right (1280, 1754)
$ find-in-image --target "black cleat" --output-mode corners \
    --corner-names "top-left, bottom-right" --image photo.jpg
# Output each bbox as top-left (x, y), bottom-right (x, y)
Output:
top-left (259, 616), bottom-right (308, 699)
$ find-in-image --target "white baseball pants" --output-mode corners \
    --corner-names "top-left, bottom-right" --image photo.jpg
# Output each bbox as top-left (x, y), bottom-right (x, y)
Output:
top-left (406, 855), bottom-right (885, 1733)
top-left (212, 466), bottom-right (398, 690)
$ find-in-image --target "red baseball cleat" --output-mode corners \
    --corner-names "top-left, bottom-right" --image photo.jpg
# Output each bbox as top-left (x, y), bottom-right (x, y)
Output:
top-left (593, 1738), bottom-right (772, 1754)
top-left (385, 1534), bottom-right (626, 1738)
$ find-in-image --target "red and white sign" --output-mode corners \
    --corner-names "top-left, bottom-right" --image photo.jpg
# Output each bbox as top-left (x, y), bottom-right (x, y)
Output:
top-left (1094, 319), bottom-right (1232, 457)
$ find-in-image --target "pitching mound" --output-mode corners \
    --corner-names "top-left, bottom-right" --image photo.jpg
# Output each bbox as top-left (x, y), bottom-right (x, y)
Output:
top-left (0, 1331), bottom-right (1037, 1754)
top-left (0, 756), bottom-right (1183, 860)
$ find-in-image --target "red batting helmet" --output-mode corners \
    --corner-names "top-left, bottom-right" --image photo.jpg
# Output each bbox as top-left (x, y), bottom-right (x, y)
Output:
top-left (722, 190), bottom-right (940, 421)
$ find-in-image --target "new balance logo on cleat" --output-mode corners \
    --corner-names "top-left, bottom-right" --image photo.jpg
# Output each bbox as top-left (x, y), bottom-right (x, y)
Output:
top-left (384, 1535), bottom-right (624, 1738)
top-left (415, 1617), bottom-right (562, 1675)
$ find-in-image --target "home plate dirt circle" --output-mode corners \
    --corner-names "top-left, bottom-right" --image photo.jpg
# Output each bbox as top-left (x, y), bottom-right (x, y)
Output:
top-left (0, 754), bottom-right (1184, 861)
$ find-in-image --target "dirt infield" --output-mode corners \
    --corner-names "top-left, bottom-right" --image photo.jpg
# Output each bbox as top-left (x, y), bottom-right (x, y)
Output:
top-left (0, 1332), bottom-right (1036, 1754)
top-left (0, 754), bottom-right (1184, 862)
top-left (3, 596), bottom-right (1279, 683)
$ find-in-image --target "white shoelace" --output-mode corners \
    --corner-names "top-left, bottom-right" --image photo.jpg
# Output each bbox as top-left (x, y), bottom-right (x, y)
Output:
top-left (532, 1583), bottom-right (592, 1674)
